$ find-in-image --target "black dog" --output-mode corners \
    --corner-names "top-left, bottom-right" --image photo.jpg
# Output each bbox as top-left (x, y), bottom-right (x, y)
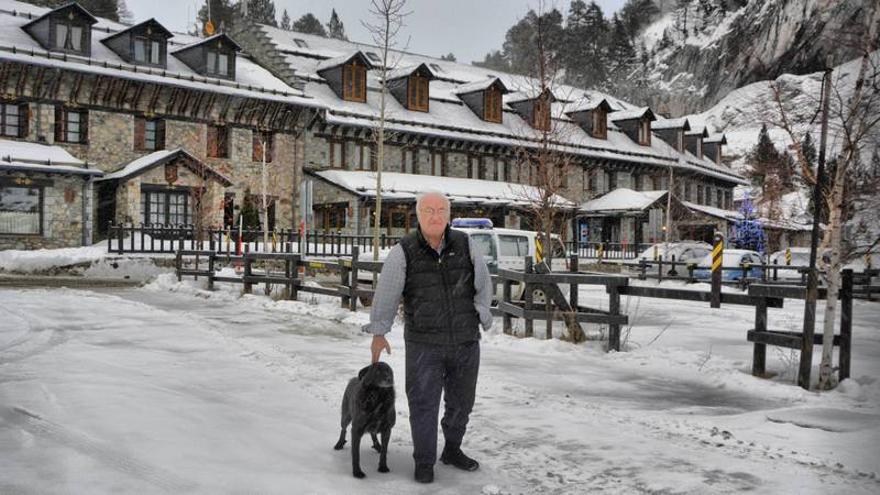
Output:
top-left (333, 362), bottom-right (396, 478)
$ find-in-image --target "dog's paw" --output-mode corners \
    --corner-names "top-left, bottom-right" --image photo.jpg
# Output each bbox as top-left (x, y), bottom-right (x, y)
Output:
top-left (378, 465), bottom-right (390, 473)
top-left (371, 444), bottom-right (381, 453)
top-left (353, 469), bottom-right (366, 479)
top-left (333, 441), bottom-right (346, 450)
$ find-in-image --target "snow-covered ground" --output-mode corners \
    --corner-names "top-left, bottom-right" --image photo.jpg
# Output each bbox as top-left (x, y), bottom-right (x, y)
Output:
top-left (1, 274), bottom-right (879, 494)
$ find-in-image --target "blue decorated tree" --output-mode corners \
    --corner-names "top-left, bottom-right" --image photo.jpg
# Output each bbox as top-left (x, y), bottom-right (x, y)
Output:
top-left (733, 194), bottom-right (766, 253)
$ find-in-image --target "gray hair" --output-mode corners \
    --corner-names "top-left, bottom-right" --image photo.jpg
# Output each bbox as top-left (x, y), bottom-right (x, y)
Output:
top-left (415, 190), bottom-right (451, 212)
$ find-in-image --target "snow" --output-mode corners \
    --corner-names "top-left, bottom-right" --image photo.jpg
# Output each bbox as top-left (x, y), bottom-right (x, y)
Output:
top-left (1, 272), bottom-right (879, 493)
top-left (641, 13), bottom-right (675, 52)
top-left (651, 117), bottom-right (690, 131)
top-left (451, 77), bottom-right (506, 95)
top-left (0, 244), bottom-right (109, 273)
top-left (311, 169), bottom-right (576, 207)
top-left (98, 148), bottom-right (231, 185)
top-left (0, 139), bottom-right (83, 166)
top-left (608, 107), bottom-right (652, 122)
top-left (580, 188), bottom-right (667, 213)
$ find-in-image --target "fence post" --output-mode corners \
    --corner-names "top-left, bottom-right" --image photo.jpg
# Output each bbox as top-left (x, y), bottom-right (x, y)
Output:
top-left (711, 233), bottom-right (723, 308)
top-left (139, 223), bottom-right (145, 252)
top-left (840, 269), bottom-right (853, 381)
top-left (175, 249), bottom-right (182, 282)
top-left (752, 297), bottom-right (767, 376)
top-left (502, 276), bottom-right (512, 335)
top-left (350, 246), bottom-right (359, 312)
top-left (608, 283), bottom-right (621, 352)
top-left (524, 256), bottom-right (534, 338)
top-left (340, 256), bottom-right (351, 309)
top-left (639, 259), bottom-right (647, 280)
top-left (687, 263), bottom-right (695, 283)
top-left (773, 259), bottom-right (779, 281)
top-left (669, 255), bottom-right (678, 277)
top-left (207, 252), bottom-right (215, 291)
top-left (657, 257), bottom-right (664, 282)
top-left (569, 254), bottom-right (579, 311)
top-left (117, 223), bottom-right (124, 255)
top-left (243, 253), bottom-right (253, 294)
top-left (290, 255), bottom-right (300, 301)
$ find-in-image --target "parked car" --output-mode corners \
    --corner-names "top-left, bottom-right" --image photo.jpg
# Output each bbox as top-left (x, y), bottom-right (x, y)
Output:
top-left (636, 241), bottom-right (713, 265)
top-left (356, 218), bottom-right (569, 304)
top-left (693, 249), bottom-right (763, 281)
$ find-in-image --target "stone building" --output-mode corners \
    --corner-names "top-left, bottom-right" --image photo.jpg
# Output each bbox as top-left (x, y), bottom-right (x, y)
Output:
top-left (233, 21), bottom-right (748, 242)
top-left (0, 0), bottom-right (317, 249)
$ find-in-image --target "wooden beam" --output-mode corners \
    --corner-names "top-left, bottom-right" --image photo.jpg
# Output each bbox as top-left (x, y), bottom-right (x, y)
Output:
top-left (15, 63), bottom-right (30, 97)
top-left (68, 72), bottom-right (85, 103)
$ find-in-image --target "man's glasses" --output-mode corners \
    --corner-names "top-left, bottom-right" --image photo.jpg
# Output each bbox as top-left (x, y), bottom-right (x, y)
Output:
top-left (419, 207), bottom-right (448, 217)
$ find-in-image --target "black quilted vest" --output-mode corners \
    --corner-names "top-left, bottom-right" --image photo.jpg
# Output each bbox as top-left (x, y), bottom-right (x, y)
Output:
top-left (399, 226), bottom-right (481, 344)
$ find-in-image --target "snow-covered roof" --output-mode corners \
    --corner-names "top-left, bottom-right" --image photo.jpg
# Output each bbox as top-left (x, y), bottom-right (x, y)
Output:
top-left (565, 98), bottom-right (611, 114)
top-left (315, 51), bottom-right (374, 75)
top-left (705, 133), bottom-right (727, 144)
top-left (609, 107), bottom-right (654, 122)
top-left (505, 88), bottom-right (556, 104)
top-left (682, 201), bottom-right (741, 221)
top-left (686, 126), bottom-right (710, 137)
top-left (652, 117), bottom-right (690, 131)
top-left (308, 169), bottom-right (576, 208)
top-left (0, 0), bottom-right (314, 107)
top-left (99, 148), bottom-right (232, 185)
top-left (170, 33), bottom-right (242, 54)
top-left (383, 63), bottom-right (434, 81)
top-left (580, 188), bottom-right (667, 213)
top-left (452, 77), bottom-right (508, 95)
top-left (0, 138), bottom-right (102, 176)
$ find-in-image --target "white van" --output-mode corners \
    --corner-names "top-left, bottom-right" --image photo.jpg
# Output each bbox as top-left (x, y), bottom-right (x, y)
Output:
top-left (356, 218), bottom-right (570, 303)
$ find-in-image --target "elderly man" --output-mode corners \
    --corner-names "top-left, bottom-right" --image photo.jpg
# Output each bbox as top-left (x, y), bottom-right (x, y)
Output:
top-left (362, 190), bottom-right (493, 484)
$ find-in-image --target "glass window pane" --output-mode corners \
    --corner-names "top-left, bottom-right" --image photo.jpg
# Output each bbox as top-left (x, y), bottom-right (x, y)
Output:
top-left (217, 53), bottom-right (228, 76)
top-left (151, 41), bottom-right (161, 64)
top-left (498, 235), bottom-right (519, 257)
top-left (0, 186), bottom-right (40, 234)
top-left (55, 24), bottom-right (68, 49)
top-left (207, 51), bottom-right (216, 74)
top-left (470, 234), bottom-right (496, 260)
top-left (70, 26), bottom-right (82, 51)
top-left (134, 38), bottom-right (146, 62)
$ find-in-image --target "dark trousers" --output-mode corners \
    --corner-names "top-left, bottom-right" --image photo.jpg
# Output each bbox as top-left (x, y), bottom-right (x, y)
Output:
top-left (405, 339), bottom-right (480, 465)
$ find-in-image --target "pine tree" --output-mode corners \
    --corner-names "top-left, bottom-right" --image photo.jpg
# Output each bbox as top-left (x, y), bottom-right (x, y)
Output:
top-left (801, 133), bottom-right (817, 171)
top-left (117, 0), bottom-right (133, 24)
top-left (280, 9), bottom-right (291, 30)
top-left (747, 124), bottom-right (778, 189)
top-left (440, 53), bottom-right (457, 62)
top-left (502, 9), bottom-right (565, 77)
top-left (619, 0), bottom-right (660, 38)
top-left (326, 9), bottom-right (347, 40)
top-left (472, 50), bottom-right (510, 71)
top-left (292, 13), bottom-right (327, 37)
top-left (564, 0), bottom-right (609, 89)
top-left (245, 0), bottom-right (277, 27)
top-left (607, 13), bottom-right (636, 78)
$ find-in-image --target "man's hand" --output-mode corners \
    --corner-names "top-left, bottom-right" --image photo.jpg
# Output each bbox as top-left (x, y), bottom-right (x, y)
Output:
top-left (371, 335), bottom-right (391, 363)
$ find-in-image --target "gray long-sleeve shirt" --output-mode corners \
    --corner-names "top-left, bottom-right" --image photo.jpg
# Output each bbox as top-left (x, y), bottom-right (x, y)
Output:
top-left (362, 236), bottom-right (494, 336)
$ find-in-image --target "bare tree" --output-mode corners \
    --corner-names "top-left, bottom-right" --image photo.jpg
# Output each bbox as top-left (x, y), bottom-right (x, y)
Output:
top-left (362, 0), bottom-right (411, 275)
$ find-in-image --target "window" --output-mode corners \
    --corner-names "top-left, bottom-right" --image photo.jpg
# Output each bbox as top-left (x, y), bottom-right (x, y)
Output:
top-left (684, 182), bottom-right (692, 202)
top-left (468, 155), bottom-right (480, 179)
top-left (716, 189), bottom-right (722, 208)
top-left (54, 106), bottom-right (88, 144)
top-left (134, 37), bottom-right (163, 65)
top-left (140, 188), bottom-right (190, 226)
top-left (606, 171), bottom-right (617, 191)
top-left (342, 60), bottom-right (367, 102)
top-left (592, 109), bottom-right (607, 139)
top-left (498, 235), bottom-right (529, 257)
top-left (533, 96), bottom-right (551, 132)
top-left (0, 103), bottom-right (27, 138)
top-left (206, 50), bottom-right (230, 77)
top-left (246, 194), bottom-right (276, 231)
top-left (496, 159), bottom-right (507, 182)
top-left (329, 140), bottom-right (345, 168)
top-left (431, 151), bottom-right (445, 176)
top-left (408, 73), bottom-right (429, 112)
top-left (365, 52), bottom-right (382, 64)
top-left (557, 164), bottom-right (568, 188)
top-left (293, 38), bottom-right (309, 48)
top-left (0, 185), bottom-right (42, 235)
top-left (54, 22), bottom-right (85, 53)
top-left (470, 233), bottom-right (497, 262)
top-left (638, 119), bottom-right (651, 145)
top-left (632, 174), bottom-right (641, 191)
top-left (317, 203), bottom-right (347, 230)
top-left (207, 125), bottom-right (229, 158)
top-left (652, 175), bottom-right (661, 191)
top-left (484, 86), bottom-right (502, 123)
top-left (402, 148), bottom-right (418, 174)
top-left (134, 117), bottom-right (165, 151)
top-left (724, 190), bottom-right (732, 209)
top-left (253, 130), bottom-right (274, 163)
top-left (356, 143), bottom-right (374, 170)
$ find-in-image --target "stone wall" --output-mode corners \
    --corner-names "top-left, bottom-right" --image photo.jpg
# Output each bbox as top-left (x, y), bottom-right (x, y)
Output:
top-left (0, 172), bottom-right (88, 250)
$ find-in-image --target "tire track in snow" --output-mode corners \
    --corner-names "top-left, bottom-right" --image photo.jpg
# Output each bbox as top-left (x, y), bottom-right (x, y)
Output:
top-left (0, 406), bottom-right (197, 492)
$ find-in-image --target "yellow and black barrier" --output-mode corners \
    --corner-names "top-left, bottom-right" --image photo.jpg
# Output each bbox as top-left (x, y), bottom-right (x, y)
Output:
top-left (711, 233), bottom-right (723, 308)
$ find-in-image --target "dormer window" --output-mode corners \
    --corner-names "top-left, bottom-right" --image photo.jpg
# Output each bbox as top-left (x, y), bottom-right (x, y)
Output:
top-left (55, 22), bottom-right (85, 52)
top-left (484, 86), bottom-right (502, 123)
top-left (171, 33), bottom-right (241, 80)
top-left (638, 120), bottom-right (651, 145)
top-left (207, 50), bottom-right (230, 77)
top-left (23, 3), bottom-right (97, 56)
top-left (134, 37), bottom-right (162, 65)
top-left (343, 60), bottom-right (367, 102)
top-left (592, 108), bottom-right (607, 139)
top-left (102, 19), bottom-right (172, 68)
top-left (408, 73), bottom-right (429, 112)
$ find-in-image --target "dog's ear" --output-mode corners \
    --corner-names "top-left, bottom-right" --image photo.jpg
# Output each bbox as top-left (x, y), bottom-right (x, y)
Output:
top-left (358, 364), bottom-right (373, 380)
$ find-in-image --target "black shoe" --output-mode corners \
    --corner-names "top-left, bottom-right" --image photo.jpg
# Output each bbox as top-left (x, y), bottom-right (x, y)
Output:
top-left (440, 446), bottom-right (479, 471)
top-left (414, 463), bottom-right (434, 483)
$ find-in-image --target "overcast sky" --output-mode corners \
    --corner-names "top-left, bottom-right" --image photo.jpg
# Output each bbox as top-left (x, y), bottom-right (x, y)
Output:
top-left (129, 0), bottom-right (627, 64)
